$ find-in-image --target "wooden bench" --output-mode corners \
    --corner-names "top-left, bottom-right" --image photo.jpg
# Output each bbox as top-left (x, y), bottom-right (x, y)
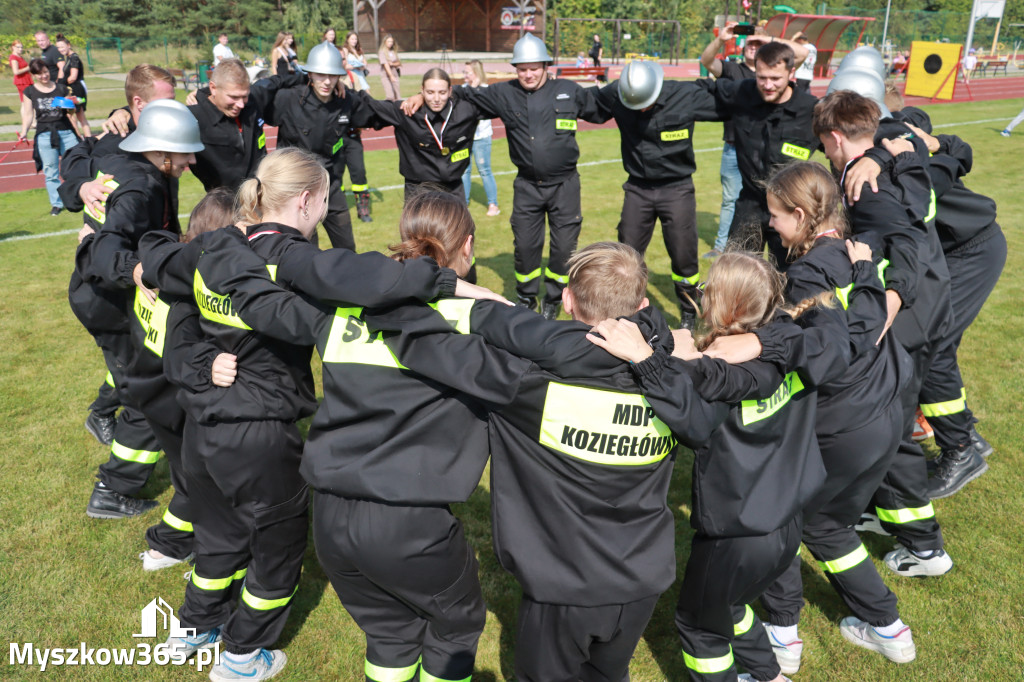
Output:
top-left (168, 67), bottom-right (201, 91)
top-left (555, 66), bottom-right (609, 81)
top-left (976, 59), bottom-right (1009, 77)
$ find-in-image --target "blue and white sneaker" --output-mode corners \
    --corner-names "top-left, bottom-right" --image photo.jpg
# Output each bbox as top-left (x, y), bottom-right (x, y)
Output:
top-left (165, 627), bottom-right (221, 661)
top-left (840, 617), bottom-right (916, 663)
top-left (209, 648), bottom-right (287, 682)
top-left (764, 623), bottom-right (803, 674)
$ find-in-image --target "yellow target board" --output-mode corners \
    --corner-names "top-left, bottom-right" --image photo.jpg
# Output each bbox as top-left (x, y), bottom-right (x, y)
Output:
top-left (905, 41), bottom-right (962, 100)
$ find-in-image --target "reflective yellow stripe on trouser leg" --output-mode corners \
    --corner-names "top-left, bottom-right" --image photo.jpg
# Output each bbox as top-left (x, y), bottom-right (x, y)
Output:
top-left (875, 503), bottom-right (936, 524)
top-left (733, 605), bottom-right (755, 636)
top-left (191, 568), bottom-right (247, 591)
top-left (162, 509), bottom-right (193, 533)
top-left (110, 440), bottom-right (161, 464)
top-left (365, 656), bottom-right (419, 682)
top-left (818, 543), bottom-right (869, 573)
top-left (515, 267), bottom-right (541, 283)
top-left (682, 645), bottom-right (734, 674)
top-left (920, 388), bottom-right (967, 417)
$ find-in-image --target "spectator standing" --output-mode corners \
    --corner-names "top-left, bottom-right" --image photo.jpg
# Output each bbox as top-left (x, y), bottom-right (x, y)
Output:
top-left (793, 32), bottom-right (817, 92)
top-left (9, 41), bottom-right (32, 101)
top-left (212, 33), bottom-right (235, 68)
top-left (34, 31), bottom-right (61, 81)
top-left (55, 35), bottom-right (91, 137)
top-left (324, 27), bottom-right (338, 48)
top-left (343, 32), bottom-right (370, 91)
top-left (589, 34), bottom-right (603, 67)
top-left (19, 57), bottom-right (80, 216)
top-left (461, 60), bottom-right (500, 217)
top-left (962, 48), bottom-right (977, 84)
top-left (271, 32), bottom-right (298, 76)
top-left (378, 33), bottom-right (402, 101)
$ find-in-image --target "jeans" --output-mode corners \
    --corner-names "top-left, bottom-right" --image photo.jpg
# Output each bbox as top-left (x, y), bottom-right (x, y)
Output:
top-left (38, 128), bottom-right (79, 209)
top-left (714, 142), bottom-right (741, 251)
top-left (461, 136), bottom-right (498, 207)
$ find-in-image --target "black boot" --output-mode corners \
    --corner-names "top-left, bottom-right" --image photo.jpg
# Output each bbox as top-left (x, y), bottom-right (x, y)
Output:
top-left (541, 301), bottom-right (560, 320)
top-left (679, 307), bottom-right (696, 332)
top-left (356, 190), bottom-right (372, 223)
top-left (927, 444), bottom-right (988, 500)
top-left (86, 482), bottom-right (159, 519)
top-left (85, 411), bottom-right (116, 446)
top-left (516, 296), bottom-right (537, 312)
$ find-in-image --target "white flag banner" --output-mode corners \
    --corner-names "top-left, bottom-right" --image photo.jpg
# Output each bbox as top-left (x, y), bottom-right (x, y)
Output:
top-left (974, 0), bottom-right (1005, 20)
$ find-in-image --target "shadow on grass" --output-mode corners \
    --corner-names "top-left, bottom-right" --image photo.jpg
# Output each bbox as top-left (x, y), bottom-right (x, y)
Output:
top-left (0, 230), bottom-right (33, 241)
top-left (454, 483), bottom-right (520, 680)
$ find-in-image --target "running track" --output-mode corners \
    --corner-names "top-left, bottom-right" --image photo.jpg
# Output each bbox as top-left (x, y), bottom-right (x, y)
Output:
top-left (2, 75), bottom-right (1023, 194)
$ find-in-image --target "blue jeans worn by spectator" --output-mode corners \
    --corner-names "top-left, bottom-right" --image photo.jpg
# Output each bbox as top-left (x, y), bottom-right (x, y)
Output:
top-left (714, 142), bottom-right (741, 251)
top-left (38, 129), bottom-right (79, 209)
top-left (462, 136), bottom-right (498, 208)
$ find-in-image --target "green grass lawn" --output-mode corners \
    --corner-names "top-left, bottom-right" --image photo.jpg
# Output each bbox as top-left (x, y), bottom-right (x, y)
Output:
top-left (1, 98), bottom-right (1022, 681)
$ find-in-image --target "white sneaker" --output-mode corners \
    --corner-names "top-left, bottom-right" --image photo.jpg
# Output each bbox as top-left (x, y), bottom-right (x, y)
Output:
top-left (165, 627), bottom-right (221, 661)
top-left (1000, 129), bottom-right (1011, 137)
top-left (884, 544), bottom-right (953, 577)
top-left (853, 513), bottom-right (891, 537)
top-left (139, 549), bottom-right (194, 572)
top-left (209, 649), bottom-right (286, 682)
top-left (840, 617), bottom-right (916, 663)
top-left (764, 623), bottom-right (803, 674)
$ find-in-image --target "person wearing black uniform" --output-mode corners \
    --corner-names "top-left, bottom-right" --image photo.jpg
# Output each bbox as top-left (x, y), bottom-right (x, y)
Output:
top-left (215, 192), bottom-right (526, 682)
top-left (269, 42), bottom-right (374, 250)
top-left (755, 162), bottom-right (916, 671)
top-left (365, 242), bottom-right (724, 681)
top-left (344, 125), bottom-right (373, 222)
top-left (857, 107), bottom-right (1005, 498)
top-left (362, 68), bottom-right (484, 203)
top-left (71, 100), bottom-right (200, 529)
top-left (699, 41), bottom-right (819, 268)
top-left (402, 33), bottom-right (604, 318)
top-left (61, 63), bottom-right (178, 459)
top-left (814, 91), bottom-right (955, 578)
top-left (591, 252), bottom-right (833, 682)
top-left (586, 60), bottom-right (719, 329)
top-left (185, 58), bottom-right (304, 192)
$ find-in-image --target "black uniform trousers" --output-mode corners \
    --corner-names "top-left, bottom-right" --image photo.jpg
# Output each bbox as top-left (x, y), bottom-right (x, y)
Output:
top-left (761, 402), bottom-right (903, 628)
top-left (322, 175), bottom-right (356, 251)
top-left (96, 338), bottom-right (161, 496)
top-left (346, 130), bottom-right (369, 191)
top-left (514, 594), bottom-right (660, 682)
top-left (141, 416), bottom-right (195, 561)
top-left (872, 341), bottom-right (945, 552)
top-left (919, 230), bottom-right (1006, 450)
top-left (88, 371), bottom-right (120, 417)
top-left (511, 172), bottom-right (583, 306)
top-left (617, 177), bottom-right (701, 314)
top-left (675, 517), bottom-right (801, 682)
top-left (727, 188), bottom-right (788, 270)
top-left (178, 418), bottom-right (308, 655)
top-left (313, 495), bottom-right (485, 682)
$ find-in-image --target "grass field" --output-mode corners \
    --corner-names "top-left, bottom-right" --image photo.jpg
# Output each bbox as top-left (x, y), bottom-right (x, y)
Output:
top-left (0, 98), bottom-right (1022, 681)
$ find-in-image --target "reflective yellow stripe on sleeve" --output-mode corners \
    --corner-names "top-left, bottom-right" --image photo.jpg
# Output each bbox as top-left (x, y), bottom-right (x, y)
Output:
top-left (191, 568), bottom-right (247, 591)
top-left (240, 586), bottom-right (296, 611)
top-left (428, 298), bottom-right (475, 334)
top-left (834, 283), bottom-right (853, 310)
top-left (733, 605), bottom-right (755, 636)
top-left (875, 503), bottom-right (935, 524)
top-left (193, 269), bottom-right (251, 330)
top-left (741, 372), bottom-right (804, 425)
top-left (110, 440), bottom-right (161, 464)
top-left (83, 171), bottom-right (120, 224)
top-left (104, 371), bottom-right (115, 388)
top-left (162, 509), bottom-right (193, 533)
top-left (920, 388), bottom-right (967, 417)
top-left (877, 258), bottom-right (889, 287)
top-left (364, 657), bottom-right (420, 682)
top-left (515, 268), bottom-right (542, 283)
top-left (683, 646), bottom-right (734, 674)
top-left (818, 543), bottom-right (869, 574)
top-left (925, 189), bottom-right (937, 223)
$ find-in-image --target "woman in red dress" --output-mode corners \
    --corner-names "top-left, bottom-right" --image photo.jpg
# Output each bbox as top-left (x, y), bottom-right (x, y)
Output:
top-left (9, 40), bottom-right (33, 101)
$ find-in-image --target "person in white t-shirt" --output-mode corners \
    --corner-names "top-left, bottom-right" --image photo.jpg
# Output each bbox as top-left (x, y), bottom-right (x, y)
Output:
top-left (793, 32), bottom-right (817, 92)
top-left (962, 48), bottom-right (977, 83)
top-left (213, 33), bottom-right (235, 67)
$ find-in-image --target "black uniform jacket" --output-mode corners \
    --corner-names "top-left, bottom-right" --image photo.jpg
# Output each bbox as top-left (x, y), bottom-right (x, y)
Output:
top-left (71, 153), bottom-right (179, 340)
top-left (138, 225), bottom-right (317, 424)
top-left (455, 76), bottom-right (604, 184)
top-left (700, 77), bottom-right (820, 196)
top-left (270, 85), bottom-right (375, 182)
top-left (58, 110), bottom-right (137, 212)
top-left (363, 97), bottom-right (482, 185)
top-left (632, 324), bottom-right (826, 539)
top-left (369, 302), bottom-right (726, 606)
top-left (124, 290), bottom-right (191, 432)
top-left (587, 79), bottom-right (719, 185)
top-left (189, 73), bottom-right (304, 191)
top-left (766, 240), bottom-right (911, 433)
top-left (840, 150), bottom-right (952, 350)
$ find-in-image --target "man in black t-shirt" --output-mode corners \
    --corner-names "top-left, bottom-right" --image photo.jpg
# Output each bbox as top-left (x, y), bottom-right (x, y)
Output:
top-left (34, 31), bottom-right (61, 81)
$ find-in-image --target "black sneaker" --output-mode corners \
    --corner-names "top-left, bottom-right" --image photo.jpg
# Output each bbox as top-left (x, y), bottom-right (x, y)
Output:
top-left (515, 296), bottom-right (537, 312)
top-left (86, 482), bottom-right (159, 519)
top-left (970, 428), bottom-right (993, 459)
top-left (927, 445), bottom-right (988, 500)
top-left (541, 302), bottom-right (560, 320)
top-left (50, 206), bottom-right (63, 216)
top-left (85, 411), bottom-right (116, 446)
top-left (679, 310), bottom-right (696, 331)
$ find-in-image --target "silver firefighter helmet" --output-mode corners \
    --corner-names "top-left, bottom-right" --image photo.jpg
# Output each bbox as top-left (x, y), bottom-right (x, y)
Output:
top-left (119, 99), bottom-right (204, 154)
